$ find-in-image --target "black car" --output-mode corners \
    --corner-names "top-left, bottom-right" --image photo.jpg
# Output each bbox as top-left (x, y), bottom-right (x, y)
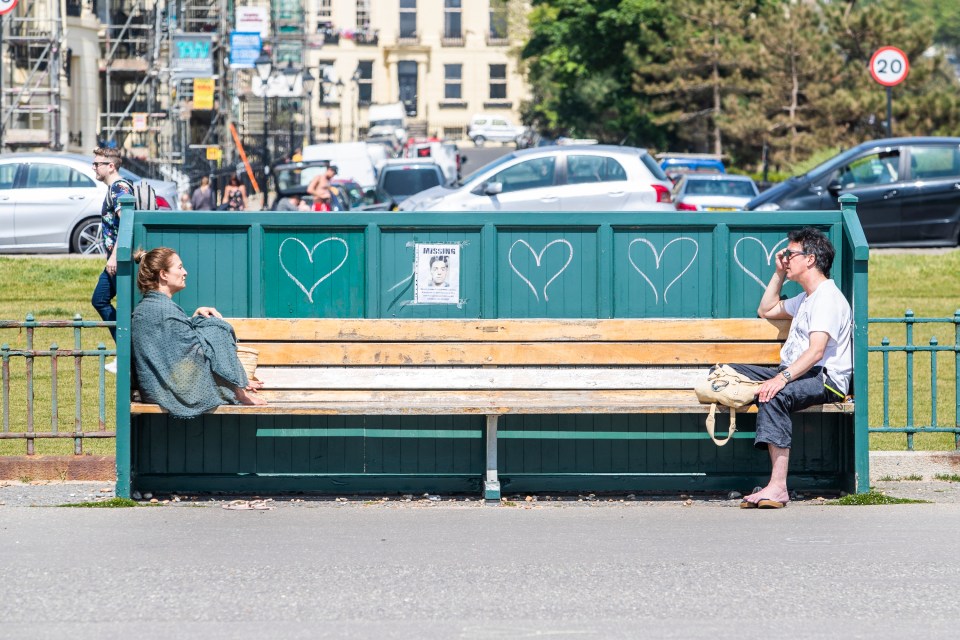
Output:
top-left (745, 137), bottom-right (960, 247)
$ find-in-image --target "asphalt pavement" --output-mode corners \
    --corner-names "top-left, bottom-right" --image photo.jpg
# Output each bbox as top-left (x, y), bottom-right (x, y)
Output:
top-left (2, 478), bottom-right (960, 640)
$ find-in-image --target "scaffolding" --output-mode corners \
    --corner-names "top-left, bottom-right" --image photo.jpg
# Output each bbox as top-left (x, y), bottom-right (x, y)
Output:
top-left (0, 0), bottom-right (65, 150)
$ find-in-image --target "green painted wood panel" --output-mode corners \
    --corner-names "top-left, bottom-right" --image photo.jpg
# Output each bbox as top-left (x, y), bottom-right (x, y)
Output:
top-left (137, 226), bottom-right (251, 316)
top-left (378, 228), bottom-right (483, 318)
top-left (613, 227), bottom-right (714, 317)
top-left (497, 227), bottom-right (599, 318)
top-left (261, 228), bottom-right (366, 317)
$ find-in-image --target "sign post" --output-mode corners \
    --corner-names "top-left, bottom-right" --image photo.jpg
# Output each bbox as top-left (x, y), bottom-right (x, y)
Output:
top-left (869, 46), bottom-right (909, 137)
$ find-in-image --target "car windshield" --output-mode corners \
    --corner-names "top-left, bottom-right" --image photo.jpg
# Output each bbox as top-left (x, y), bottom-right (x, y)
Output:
top-left (382, 168), bottom-right (442, 196)
top-left (458, 152), bottom-right (518, 187)
top-left (685, 179), bottom-right (757, 197)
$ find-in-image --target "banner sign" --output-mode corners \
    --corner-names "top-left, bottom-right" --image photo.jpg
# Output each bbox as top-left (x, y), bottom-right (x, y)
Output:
top-left (230, 32), bottom-right (262, 69)
top-left (235, 6), bottom-right (269, 37)
top-left (193, 78), bottom-right (215, 110)
top-left (131, 113), bottom-right (148, 132)
top-left (171, 34), bottom-right (214, 79)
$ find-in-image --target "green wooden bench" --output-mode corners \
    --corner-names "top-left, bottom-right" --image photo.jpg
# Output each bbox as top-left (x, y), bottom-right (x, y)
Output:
top-left (129, 317), bottom-right (854, 499)
top-left (115, 196), bottom-right (868, 499)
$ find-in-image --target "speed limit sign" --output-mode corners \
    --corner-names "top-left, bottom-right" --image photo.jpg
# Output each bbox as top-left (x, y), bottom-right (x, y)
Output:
top-left (870, 46), bottom-right (909, 87)
top-left (0, 0), bottom-right (19, 16)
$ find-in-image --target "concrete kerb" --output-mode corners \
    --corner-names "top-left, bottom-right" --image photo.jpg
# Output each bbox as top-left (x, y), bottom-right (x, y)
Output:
top-left (2, 451), bottom-right (960, 507)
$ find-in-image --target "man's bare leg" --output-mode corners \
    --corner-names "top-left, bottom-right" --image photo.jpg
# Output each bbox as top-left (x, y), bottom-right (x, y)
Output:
top-left (745, 444), bottom-right (790, 504)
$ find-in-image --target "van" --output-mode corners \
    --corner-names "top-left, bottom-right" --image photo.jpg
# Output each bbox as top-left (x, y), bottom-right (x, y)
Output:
top-left (301, 142), bottom-right (379, 191)
top-left (367, 102), bottom-right (407, 145)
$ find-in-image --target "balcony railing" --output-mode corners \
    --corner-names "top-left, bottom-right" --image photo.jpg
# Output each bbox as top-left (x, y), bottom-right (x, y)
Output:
top-left (396, 31), bottom-right (420, 45)
top-left (355, 29), bottom-right (379, 46)
top-left (441, 34), bottom-right (464, 47)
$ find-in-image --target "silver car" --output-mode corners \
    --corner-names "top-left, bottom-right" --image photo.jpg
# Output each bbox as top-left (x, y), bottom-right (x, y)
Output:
top-left (672, 174), bottom-right (760, 212)
top-left (398, 145), bottom-right (675, 212)
top-left (0, 152), bottom-right (178, 255)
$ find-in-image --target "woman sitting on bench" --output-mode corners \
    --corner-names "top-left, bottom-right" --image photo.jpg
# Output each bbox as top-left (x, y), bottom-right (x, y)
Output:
top-left (131, 247), bottom-right (266, 418)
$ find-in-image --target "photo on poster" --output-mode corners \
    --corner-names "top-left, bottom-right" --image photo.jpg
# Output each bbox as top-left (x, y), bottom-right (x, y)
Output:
top-left (414, 243), bottom-right (460, 304)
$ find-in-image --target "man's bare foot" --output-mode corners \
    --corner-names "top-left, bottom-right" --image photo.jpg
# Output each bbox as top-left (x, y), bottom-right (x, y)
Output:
top-left (246, 379), bottom-right (264, 391)
top-left (235, 387), bottom-right (267, 406)
top-left (744, 484), bottom-right (789, 505)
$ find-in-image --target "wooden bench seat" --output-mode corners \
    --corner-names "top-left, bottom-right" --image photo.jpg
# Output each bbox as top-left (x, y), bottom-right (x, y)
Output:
top-left (129, 318), bottom-right (853, 498)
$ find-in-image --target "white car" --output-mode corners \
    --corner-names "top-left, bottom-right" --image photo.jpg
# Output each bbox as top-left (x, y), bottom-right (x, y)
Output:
top-left (467, 114), bottom-right (527, 147)
top-left (0, 153), bottom-right (177, 255)
top-left (672, 174), bottom-right (760, 211)
top-left (398, 145), bottom-right (675, 212)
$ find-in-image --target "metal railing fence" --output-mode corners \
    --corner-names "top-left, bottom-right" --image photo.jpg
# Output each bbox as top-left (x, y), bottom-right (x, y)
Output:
top-left (1, 315), bottom-right (116, 455)
top-left (1, 310), bottom-right (957, 454)
top-left (868, 310), bottom-right (960, 450)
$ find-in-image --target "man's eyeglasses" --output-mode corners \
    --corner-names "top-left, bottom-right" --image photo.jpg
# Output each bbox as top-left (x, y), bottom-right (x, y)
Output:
top-left (780, 249), bottom-right (811, 261)
top-left (92, 162), bottom-right (112, 168)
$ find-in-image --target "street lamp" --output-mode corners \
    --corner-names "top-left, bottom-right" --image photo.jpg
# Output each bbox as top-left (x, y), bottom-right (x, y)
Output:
top-left (283, 62), bottom-right (300, 156)
top-left (254, 52), bottom-right (272, 181)
top-left (301, 68), bottom-right (316, 146)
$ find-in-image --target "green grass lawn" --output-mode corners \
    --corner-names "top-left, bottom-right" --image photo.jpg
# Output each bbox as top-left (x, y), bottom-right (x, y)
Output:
top-left (0, 250), bottom-right (958, 456)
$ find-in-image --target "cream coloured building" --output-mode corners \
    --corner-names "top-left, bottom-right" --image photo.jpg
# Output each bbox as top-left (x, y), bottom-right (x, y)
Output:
top-left (300, 0), bottom-right (529, 141)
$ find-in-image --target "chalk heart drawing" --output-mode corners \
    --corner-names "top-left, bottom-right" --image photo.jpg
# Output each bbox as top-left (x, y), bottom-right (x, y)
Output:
top-left (627, 237), bottom-right (699, 305)
top-left (508, 239), bottom-right (574, 302)
top-left (733, 236), bottom-right (789, 289)
top-left (279, 237), bottom-right (349, 303)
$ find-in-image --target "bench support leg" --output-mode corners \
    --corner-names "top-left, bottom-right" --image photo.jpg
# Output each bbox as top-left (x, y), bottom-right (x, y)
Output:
top-left (484, 415), bottom-right (501, 501)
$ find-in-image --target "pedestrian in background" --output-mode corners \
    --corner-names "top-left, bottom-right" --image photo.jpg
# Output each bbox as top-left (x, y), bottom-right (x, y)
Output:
top-left (190, 176), bottom-right (215, 211)
top-left (222, 175), bottom-right (247, 211)
top-left (90, 146), bottom-right (133, 374)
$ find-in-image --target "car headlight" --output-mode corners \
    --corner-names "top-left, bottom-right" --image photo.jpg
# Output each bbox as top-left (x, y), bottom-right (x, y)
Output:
top-left (753, 203), bottom-right (781, 211)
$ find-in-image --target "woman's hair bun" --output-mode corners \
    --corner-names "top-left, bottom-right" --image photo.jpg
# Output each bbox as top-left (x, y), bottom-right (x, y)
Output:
top-left (132, 248), bottom-right (146, 264)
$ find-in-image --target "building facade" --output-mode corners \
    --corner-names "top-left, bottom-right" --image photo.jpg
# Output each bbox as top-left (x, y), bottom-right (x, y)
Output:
top-left (299, 0), bottom-right (528, 142)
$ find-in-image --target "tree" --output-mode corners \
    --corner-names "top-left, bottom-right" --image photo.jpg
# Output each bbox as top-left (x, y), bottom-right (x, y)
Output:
top-left (520, 0), bottom-right (669, 146)
top-left (638, 0), bottom-right (757, 156)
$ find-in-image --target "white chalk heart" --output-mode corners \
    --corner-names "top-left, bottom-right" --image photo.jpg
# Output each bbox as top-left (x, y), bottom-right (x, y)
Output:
top-left (733, 236), bottom-right (788, 289)
top-left (508, 239), bottom-right (574, 302)
top-left (627, 237), bottom-right (699, 305)
top-left (279, 237), bottom-right (349, 303)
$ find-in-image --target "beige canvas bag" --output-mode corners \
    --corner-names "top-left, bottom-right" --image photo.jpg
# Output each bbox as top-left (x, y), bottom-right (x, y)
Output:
top-left (694, 365), bottom-right (763, 446)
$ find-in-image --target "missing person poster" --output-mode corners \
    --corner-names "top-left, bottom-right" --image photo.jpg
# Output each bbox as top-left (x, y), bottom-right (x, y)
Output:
top-left (414, 243), bottom-right (460, 304)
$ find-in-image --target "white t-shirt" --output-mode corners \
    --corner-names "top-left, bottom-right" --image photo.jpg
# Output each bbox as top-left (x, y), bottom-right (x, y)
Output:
top-left (780, 279), bottom-right (853, 394)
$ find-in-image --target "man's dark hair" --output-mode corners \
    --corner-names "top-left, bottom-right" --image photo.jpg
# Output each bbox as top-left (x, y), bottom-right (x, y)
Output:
top-left (788, 227), bottom-right (834, 278)
top-left (92, 146), bottom-right (122, 169)
top-left (328, 165), bottom-right (338, 175)
top-left (429, 255), bottom-right (448, 267)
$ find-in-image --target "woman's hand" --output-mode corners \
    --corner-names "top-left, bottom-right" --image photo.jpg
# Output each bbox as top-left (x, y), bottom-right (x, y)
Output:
top-left (193, 306), bottom-right (223, 318)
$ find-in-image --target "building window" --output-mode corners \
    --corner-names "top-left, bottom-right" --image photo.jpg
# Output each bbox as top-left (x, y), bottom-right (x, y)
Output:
top-left (444, 64), bottom-right (462, 100)
top-left (356, 60), bottom-right (373, 105)
top-left (318, 0), bottom-right (332, 21)
top-left (489, 64), bottom-right (507, 100)
top-left (400, 0), bottom-right (417, 39)
top-left (489, 1), bottom-right (508, 42)
top-left (356, 0), bottom-right (370, 31)
top-left (444, 0), bottom-right (462, 39)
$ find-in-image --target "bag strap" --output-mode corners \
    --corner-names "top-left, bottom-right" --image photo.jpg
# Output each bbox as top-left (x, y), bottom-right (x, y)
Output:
top-left (704, 403), bottom-right (737, 446)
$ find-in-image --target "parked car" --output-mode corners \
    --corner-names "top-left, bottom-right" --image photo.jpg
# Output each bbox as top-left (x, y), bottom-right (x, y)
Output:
top-left (0, 152), bottom-right (176, 255)
top-left (657, 154), bottom-right (726, 183)
top-left (467, 113), bottom-right (527, 147)
top-left (403, 139), bottom-right (461, 184)
top-left (745, 137), bottom-right (960, 247)
top-left (398, 145), bottom-right (675, 212)
top-left (377, 159), bottom-right (446, 206)
top-left (673, 174), bottom-right (760, 211)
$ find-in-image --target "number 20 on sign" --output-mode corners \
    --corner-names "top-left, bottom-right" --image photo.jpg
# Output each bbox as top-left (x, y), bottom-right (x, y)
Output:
top-left (870, 46), bottom-right (909, 87)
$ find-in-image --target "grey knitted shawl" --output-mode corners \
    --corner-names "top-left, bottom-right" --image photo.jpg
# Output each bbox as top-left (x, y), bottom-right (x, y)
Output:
top-left (131, 291), bottom-right (248, 418)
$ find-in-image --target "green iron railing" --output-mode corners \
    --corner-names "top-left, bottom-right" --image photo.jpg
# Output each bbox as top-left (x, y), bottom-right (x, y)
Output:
top-left (868, 310), bottom-right (960, 450)
top-left (0, 314), bottom-right (116, 455)
top-left (1, 309), bottom-right (956, 455)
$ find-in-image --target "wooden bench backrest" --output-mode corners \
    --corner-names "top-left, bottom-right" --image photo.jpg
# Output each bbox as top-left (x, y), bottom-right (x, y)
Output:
top-left (230, 318), bottom-right (790, 368)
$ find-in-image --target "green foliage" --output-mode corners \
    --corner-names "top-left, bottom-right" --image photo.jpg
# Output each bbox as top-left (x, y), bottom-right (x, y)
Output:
top-left (520, 0), bottom-right (960, 169)
top-left (934, 473), bottom-right (960, 482)
top-left (829, 491), bottom-right (929, 505)
top-left (58, 498), bottom-right (141, 508)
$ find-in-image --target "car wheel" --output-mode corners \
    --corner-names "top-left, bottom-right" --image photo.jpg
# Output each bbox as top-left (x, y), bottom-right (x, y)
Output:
top-left (473, 135), bottom-right (485, 147)
top-left (71, 218), bottom-right (106, 255)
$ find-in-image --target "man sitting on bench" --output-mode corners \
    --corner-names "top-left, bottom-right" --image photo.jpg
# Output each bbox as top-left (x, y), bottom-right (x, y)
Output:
top-left (732, 227), bottom-right (852, 509)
